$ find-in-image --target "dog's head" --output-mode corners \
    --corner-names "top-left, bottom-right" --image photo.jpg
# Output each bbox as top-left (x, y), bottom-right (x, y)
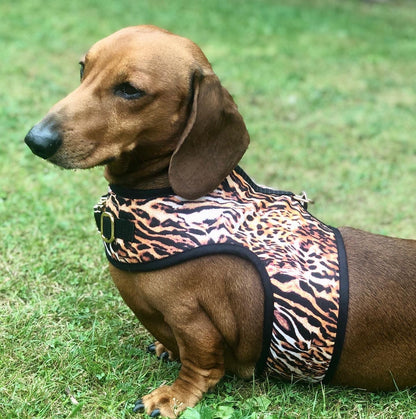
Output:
top-left (25, 25), bottom-right (249, 199)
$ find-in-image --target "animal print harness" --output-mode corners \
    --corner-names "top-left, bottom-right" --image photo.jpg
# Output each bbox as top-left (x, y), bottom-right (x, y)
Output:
top-left (94, 167), bottom-right (348, 383)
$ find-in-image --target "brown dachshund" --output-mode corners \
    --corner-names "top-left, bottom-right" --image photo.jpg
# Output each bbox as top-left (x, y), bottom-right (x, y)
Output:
top-left (25, 26), bottom-right (416, 418)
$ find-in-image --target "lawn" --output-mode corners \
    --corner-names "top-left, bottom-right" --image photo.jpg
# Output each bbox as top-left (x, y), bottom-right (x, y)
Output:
top-left (1, 0), bottom-right (415, 417)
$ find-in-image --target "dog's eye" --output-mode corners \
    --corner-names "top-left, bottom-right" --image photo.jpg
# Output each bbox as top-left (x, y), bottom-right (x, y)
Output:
top-left (114, 82), bottom-right (145, 100)
top-left (79, 62), bottom-right (85, 81)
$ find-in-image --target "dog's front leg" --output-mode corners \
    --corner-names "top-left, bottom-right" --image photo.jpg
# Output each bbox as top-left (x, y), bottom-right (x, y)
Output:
top-left (136, 309), bottom-right (225, 418)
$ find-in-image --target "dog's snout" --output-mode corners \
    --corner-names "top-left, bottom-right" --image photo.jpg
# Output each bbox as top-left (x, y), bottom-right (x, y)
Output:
top-left (25, 121), bottom-right (62, 159)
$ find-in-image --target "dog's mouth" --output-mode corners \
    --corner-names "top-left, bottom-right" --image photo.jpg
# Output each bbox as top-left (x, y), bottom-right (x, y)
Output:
top-left (44, 138), bottom-right (118, 170)
top-left (25, 116), bottom-right (118, 170)
top-left (98, 157), bottom-right (116, 166)
top-left (49, 154), bottom-right (116, 170)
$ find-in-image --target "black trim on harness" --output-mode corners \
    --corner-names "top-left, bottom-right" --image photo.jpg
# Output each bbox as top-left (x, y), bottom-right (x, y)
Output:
top-left (322, 227), bottom-right (349, 383)
top-left (108, 166), bottom-right (293, 200)
top-left (235, 166), bottom-right (294, 197)
top-left (109, 183), bottom-right (175, 199)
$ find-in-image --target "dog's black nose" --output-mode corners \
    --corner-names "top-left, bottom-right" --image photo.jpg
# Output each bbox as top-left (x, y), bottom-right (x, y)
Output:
top-left (25, 122), bottom-right (62, 159)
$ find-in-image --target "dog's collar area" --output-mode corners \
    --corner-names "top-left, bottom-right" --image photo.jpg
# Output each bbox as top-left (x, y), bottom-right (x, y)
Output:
top-left (94, 166), bottom-right (313, 244)
top-left (107, 166), bottom-right (297, 200)
top-left (108, 183), bottom-right (175, 199)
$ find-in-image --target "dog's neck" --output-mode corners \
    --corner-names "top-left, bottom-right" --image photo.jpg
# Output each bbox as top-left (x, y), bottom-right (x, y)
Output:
top-left (104, 155), bottom-right (171, 190)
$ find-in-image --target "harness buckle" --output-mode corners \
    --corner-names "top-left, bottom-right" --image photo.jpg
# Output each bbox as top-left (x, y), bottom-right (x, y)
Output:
top-left (293, 191), bottom-right (314, 208)
top-left (100, 211), bottom-right (115, 243)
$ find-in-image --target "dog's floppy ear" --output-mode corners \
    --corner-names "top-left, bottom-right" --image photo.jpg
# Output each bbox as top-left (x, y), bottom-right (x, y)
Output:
top-left (169, 70), bottom-right (250, 200)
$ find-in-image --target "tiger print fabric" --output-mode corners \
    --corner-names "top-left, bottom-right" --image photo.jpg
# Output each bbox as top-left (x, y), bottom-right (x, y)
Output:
top-left (94, 167), bottom-right (348, 383)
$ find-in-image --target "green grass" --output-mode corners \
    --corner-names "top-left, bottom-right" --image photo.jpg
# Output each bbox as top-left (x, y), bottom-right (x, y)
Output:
top-left (1, 0), bottom-right (415, 417)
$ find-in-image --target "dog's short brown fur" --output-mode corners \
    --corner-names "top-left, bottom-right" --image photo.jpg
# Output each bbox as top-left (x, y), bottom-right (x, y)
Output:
top-left (25, 26), bottom-right (416, 417)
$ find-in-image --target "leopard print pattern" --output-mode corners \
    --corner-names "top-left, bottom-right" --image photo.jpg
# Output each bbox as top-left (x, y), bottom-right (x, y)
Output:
top-left (96, 168), bottom-right (343, 383)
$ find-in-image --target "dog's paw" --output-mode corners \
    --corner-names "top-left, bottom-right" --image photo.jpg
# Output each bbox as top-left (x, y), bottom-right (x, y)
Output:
top-left (133, 400), bottom-right (160, 417)
top-left (147, 341), bottom-right (177, 362)
top-left (134, 385), bottom-right (196, 418)
top-left (133, 399), bottom-right (161, 417)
